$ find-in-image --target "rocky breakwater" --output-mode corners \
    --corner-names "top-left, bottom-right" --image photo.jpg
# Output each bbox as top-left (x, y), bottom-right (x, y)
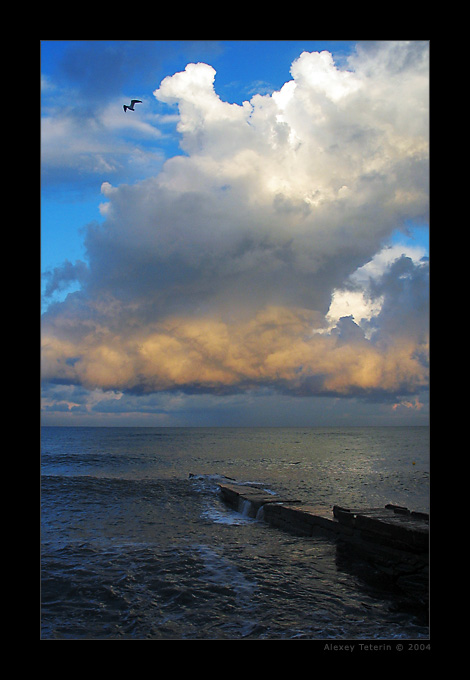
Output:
top-left (218, 481), bottom-right (429, 606)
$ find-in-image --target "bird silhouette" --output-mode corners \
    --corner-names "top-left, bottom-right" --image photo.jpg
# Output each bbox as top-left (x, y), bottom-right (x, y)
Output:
top-left (123, 99), bottom-right (142, 112)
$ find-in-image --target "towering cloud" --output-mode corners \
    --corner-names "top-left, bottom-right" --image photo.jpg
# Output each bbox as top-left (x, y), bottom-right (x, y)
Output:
top-left (41, 42), bottom-right (429, 405)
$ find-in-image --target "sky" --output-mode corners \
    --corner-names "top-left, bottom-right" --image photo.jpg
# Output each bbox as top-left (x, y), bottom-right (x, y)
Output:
top-left (41, 40), bottom-right (429, 427)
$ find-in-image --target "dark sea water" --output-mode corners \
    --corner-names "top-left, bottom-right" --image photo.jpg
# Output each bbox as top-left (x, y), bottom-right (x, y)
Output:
top-left (40, 426), bottom-right (430, 640)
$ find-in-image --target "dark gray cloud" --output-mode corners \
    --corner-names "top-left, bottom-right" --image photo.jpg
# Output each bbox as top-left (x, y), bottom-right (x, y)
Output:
top-left (42, 260), bottom-right (88, 298)
top-left (369, 255), bottom-right (430, 343)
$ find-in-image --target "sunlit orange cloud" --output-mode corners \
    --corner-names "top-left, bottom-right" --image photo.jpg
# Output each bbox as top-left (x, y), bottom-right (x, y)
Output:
top-left (41, 305), bottom-right (428, 398)
top-left (392, 398), bottom-right (424, 411)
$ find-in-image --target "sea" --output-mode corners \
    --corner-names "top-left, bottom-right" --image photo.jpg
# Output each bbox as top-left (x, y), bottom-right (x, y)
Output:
top-left (40, 426), bottom-right (430, 641)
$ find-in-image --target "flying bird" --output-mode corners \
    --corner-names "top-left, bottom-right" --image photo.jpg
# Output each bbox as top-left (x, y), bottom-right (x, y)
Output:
top-left (123, 99), bottom-right (142, 112)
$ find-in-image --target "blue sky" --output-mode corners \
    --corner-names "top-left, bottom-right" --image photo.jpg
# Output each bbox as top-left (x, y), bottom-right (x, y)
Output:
top-left (41, 40), bottom-right (429, 426)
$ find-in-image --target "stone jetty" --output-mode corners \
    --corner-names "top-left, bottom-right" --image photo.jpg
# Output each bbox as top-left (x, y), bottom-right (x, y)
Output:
top-left (218, 481), bottom-right (429, 604)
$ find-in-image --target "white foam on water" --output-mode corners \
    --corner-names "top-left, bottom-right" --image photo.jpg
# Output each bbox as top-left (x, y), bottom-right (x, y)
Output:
top-left (201, 507), bottom-right (254, 525)
top-left (238, 498), bottom-right (254, 518)
top-left (196, 544), bottom-right (256, 601)
top-left (255, 505), bottom-right (265, 521)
